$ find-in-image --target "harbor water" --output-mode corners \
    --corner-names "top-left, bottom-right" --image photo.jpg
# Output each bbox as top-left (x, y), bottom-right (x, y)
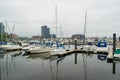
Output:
top-left (0, 49), bottom-right (120, 80)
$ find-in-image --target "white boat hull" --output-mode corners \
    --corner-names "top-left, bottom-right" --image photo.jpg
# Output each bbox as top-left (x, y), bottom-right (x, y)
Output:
top-left (51, 48), bottom-right (66, 55)
top-left (2, 45), bottom-right (22, 51)
top-left (26, 48), bottom-right (52, 54)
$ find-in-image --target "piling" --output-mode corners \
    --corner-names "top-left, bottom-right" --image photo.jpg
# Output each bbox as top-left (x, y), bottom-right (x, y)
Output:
top-left (113, 33), bottom-right (116, 55)
top-left (43, 39), bottom-right (45, 44)
top-left (68, 40), bottom-right (70, 48)
top-left (75, 39), bottom-right (77, 49)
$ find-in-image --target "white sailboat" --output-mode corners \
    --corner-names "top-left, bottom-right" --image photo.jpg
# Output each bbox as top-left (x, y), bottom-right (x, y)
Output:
top-left (1, 21), bottom-right (22, 52)
top-left (81, 9), bottom-right (91, 51)
top-left (51, 42), bottom-right (66, 55)
top-left (50, 5), bottom-right (67, 55)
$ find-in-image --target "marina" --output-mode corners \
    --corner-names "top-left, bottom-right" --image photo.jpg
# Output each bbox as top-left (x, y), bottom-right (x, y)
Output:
top-left (0, 35), bottom-right (120, 80)
top-left (0, 0), bottom-right (120, 80)
top-left (1, 33), bottom-right (120, 80)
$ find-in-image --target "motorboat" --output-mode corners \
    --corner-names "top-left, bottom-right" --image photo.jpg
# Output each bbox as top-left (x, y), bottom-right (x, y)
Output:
top-left (97, 39), bottom-right (109, 52)
top-left (114, 49), bottom-right (120, 58)
top-left (26, 47), bottom-right (51, 54)
top-left (1, 42), bottom-right (22, 51)
top-left (22, 45), bottom-right (36, 51)
top-left (25, 44), bottom-right (52, 54)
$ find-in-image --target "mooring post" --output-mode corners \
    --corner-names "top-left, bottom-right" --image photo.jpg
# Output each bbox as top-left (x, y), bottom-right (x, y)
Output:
top-left (43, 39), bottom-right (45, 44)
top-left (113, 33), bottom-right (116, 55)
top-left (75, 39), bottom-right (77, 50)
top-left (68, 40), bottom-right (70, 48)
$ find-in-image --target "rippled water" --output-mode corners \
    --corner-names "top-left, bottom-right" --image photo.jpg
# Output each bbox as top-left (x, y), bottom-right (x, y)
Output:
top-left (0, 50), bottom-right (120, 80)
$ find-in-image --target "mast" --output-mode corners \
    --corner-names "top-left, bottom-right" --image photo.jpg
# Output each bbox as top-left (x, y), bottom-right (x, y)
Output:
top-left (5, 21), bottom-right (8, 41)
top-left (0, 22), bottom-right (4, 42)
top-left (11, 22), bottom-right (15, 41)
top-left (60, 24), bottom-right (63, 39)
top-left (83, 9), bottom-right (87, 45)
top-left (55, 5), bottom-right (58, 38)
top-left (0, 23), bottom-right (1, 41)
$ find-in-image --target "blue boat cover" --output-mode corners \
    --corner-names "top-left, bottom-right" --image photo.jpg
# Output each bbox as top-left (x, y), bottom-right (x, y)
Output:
top-left (98, 42), bottom-right (107, 47)
top-left (0, 42), bottom-right (7, 45)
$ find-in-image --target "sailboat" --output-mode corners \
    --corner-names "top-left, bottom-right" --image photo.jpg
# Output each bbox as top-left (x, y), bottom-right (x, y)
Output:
top-left (50, 5), bottom-right (67, 55)
top-left (25, 42), bottom-right (52, 54)
top-left (81, 9), bottom-right (90, 51)
top-left (1, 21), bottom-right (22, 52)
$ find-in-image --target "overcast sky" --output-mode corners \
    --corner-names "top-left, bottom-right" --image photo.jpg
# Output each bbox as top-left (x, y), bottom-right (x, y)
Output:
top-left (0, 0), bottom-right (120, 37)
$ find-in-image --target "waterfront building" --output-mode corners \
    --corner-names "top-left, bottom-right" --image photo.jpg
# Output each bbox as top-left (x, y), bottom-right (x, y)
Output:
top-left (0, 22), bottom-right (5, 35)
top-left (41, 25), bottom-right (50, 38)
top-left (72, 34), bottom-right (85, 40)
top-left (50, 34), bottom-right (56, 38)
top-left (31, 35), bottom-right (41, 40)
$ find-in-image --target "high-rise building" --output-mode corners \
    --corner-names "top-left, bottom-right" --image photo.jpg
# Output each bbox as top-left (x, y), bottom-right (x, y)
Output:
top-left (41, 25), bottom-right (50, 38)
top-left (0, 22), bottom-right (5, 35)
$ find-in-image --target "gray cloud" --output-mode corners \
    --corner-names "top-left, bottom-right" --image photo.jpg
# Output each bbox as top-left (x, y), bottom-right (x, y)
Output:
top-left (0, 0), bottom-right (120, 37)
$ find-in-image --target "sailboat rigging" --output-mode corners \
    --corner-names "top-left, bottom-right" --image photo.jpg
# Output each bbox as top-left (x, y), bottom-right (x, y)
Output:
top-left (82, 9), bottom-right (88, 80)
top-left (55, 5), bottom-right (58, 38)
top-left (83, 9), bottom-right (87, 45)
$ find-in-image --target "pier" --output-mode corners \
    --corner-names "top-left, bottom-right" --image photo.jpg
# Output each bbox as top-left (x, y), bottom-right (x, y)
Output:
top-left (51, 47), bottom-right (115, 63)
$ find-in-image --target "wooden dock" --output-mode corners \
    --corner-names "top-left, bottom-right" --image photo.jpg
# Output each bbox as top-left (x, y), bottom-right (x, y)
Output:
top-left (51, 48), bottom-right (114, 62)
top-left (107, 48), bottom-right (113, 62)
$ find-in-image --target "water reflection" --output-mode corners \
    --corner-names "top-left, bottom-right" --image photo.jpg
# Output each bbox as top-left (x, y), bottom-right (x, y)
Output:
top-left (49, 61), bottom-right (54, 80)
top-left (75, 53), bottom-right (77, 64)
top-left (0, 51), bottom-right (120, 80)
top-left (0, 51), bottom-right (22, 80)
top-left (50, 54), bottom-right (65, 80)
top-left (27, 52), bottom-right (51, 60)
top-left (56, 57), bottom-right (64, 80)
top-left (82, 54), bottom-right (87, 80)
top-left (112, 62), bottom-right (116, 74)
top-left (0, 54), bottom-right (1, 80)
top-left (97, 54), bottom-right (107, 61)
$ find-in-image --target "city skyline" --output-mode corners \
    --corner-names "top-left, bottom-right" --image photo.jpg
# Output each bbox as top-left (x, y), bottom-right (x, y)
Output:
top-left (0, 0), bottom-right (120, 37)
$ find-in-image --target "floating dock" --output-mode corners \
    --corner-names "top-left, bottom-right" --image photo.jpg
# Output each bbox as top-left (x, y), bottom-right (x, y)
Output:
top-left (52, 48), bottom-right (114, 62)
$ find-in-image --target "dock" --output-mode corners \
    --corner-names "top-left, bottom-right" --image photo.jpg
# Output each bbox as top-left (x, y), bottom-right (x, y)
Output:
top-left (51, 48), bottom-right (114, 62)
top-left (107, 48), bottom-right (113, 62)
